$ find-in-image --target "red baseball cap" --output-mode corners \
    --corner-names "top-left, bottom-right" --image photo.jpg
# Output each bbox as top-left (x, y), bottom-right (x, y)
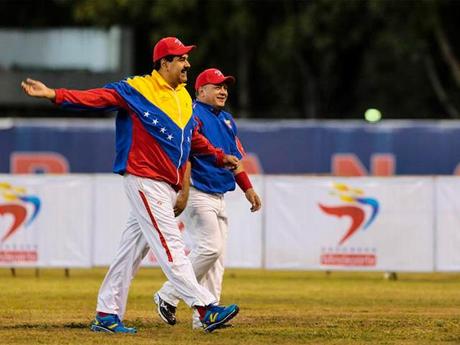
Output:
top-left (153, 37), bottom-right (196, 62)
top-left (195, 68), bottom-right (236, 91)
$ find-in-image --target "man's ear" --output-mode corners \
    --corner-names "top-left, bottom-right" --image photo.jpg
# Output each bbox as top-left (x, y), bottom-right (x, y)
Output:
top-left (161, 58), bottom-right (168, 70)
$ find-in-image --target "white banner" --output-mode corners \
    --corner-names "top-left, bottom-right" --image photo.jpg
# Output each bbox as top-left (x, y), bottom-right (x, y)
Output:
top-left (435, 177), bottom-right (460, 271)
top-left (265, 177), bottom-right (434, 271)
top-left (92, 174), bottom-right (130, 266)
top-left (91, 175), bottom-right (264, 269)
top-left (3, 174), bottom-right (459, 272)
top-left (204, 175), bottom-right (263, 268)
top-left (0, 175), bottom-right (92, 267)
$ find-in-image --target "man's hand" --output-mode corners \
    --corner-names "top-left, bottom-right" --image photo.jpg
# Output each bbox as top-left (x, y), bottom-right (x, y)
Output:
top-left (21, 78), bottom-right (56, 100)
top-left (245, 188), bottom-right (262, 212)
top-left (222, 154), bottom-right (240, 170)
top-left (174, 161), bottom-right (191, 217)
top-left (174, 191), bottom-right (188, 217)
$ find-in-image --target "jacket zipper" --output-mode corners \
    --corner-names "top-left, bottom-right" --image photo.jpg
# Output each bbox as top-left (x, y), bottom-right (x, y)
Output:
top-left (173, 89), bottom-right (184, 186)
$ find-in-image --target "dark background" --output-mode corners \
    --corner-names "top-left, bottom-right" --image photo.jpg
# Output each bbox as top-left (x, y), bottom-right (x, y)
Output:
top-left (1, 0), bottom-right (459, 120)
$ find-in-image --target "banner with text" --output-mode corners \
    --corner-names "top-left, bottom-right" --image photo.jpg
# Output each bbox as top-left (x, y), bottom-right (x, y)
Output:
top-left (0, 175), bottom-right (92, 267)
top-left (265, 177), bottom-right (434, 271)
top-left (3, 174), bottom-right (460, 272)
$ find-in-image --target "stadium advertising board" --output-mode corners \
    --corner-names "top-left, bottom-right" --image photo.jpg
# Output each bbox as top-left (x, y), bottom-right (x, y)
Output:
top-left (0, 175), bottom-right (92, 267)
top-left (4, 120), bottom-right (460, 176)
top-left (3, 175), bottom-right (460, 272)
top-left (265, 177), bottom-right (434, 271)
top-left (0, 181), bottom-right (40, 264)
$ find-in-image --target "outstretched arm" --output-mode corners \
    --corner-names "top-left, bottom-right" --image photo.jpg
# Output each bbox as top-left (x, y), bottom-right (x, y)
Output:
top-left (21, 78), bottom-right (56, 100)
top-left (21, 78), bottom-right (127, 111)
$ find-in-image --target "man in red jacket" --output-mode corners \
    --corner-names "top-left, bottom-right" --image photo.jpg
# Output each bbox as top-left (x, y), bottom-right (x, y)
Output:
top-left (21, 37), bottom-right (240, 333)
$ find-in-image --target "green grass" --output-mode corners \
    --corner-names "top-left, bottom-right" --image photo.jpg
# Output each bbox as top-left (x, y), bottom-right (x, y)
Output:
top-left (0, 268), bottom-right (459, 344)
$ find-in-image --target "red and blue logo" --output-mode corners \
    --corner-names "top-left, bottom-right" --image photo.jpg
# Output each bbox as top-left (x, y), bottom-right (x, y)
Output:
top-left (0, 182), bottom-right (41, 242)
top-left (318, 183), bottom-right (379, 245)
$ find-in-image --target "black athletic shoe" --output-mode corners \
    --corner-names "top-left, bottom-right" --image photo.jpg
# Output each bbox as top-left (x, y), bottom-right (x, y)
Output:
top-left (154, 293), bottom-right (177, 325)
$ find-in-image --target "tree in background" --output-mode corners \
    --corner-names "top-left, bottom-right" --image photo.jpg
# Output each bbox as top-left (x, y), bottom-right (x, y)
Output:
top-left (1, 0), bottom-right (459, 119)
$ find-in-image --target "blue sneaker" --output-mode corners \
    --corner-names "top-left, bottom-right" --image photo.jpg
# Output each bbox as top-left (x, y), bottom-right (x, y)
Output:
top-left (90, 314), bottom-right (137, 334)
top-left (200, 304), bottom-right (239, 332)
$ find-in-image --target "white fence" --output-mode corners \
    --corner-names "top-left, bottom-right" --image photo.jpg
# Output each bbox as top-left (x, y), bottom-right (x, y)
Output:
top-left (0, 174), bottom-right (459, 271)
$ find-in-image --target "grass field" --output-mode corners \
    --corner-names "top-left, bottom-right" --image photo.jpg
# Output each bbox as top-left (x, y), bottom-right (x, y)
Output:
top-left (0, 268), bottom-right (459, 345)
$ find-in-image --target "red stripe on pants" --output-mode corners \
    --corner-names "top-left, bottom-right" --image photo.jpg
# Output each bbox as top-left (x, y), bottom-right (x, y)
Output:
top-left (138, 190), bottom-right (173, 262)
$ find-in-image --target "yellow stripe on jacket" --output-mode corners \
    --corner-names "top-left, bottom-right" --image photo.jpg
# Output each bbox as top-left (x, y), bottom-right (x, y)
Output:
top-left (126, 70), bottom-right (193, 129)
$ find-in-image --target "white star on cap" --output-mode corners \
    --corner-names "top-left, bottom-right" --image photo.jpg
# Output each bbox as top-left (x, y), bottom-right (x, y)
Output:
top-left (167, 134), bottom-right (173, 140)
top-left (152, 118), bottom-right (159, 125)
top-left (143, 111), bottom-right (150, 117)
top-left (160, 127), bottom-right (166, 133)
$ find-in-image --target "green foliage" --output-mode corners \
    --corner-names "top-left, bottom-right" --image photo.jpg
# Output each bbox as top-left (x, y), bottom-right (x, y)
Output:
top-left (3, 0), bottom-right (459, 118)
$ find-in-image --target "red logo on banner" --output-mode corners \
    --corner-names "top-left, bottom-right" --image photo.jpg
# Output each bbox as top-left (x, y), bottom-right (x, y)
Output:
top-left (0, 182), bottom-right (41, 263)
top-left (318, 183), bottom-right (379, 245)
top-left (318, 183), bottom-right (379, 267)
top-left (0, 204), bottom-right (28, 242)
top-left (318, 205), bottom-right (365, 245)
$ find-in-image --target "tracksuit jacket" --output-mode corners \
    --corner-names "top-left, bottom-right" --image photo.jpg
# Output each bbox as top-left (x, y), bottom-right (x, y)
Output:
top-left (190, 101), bottom-right (245, 194)
top-left (54, 70), bottom-right (225, 190)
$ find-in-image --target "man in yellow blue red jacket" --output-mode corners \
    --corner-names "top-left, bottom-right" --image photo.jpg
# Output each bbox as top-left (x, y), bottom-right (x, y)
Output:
top-left (21, 37), bottom-right (240, 333)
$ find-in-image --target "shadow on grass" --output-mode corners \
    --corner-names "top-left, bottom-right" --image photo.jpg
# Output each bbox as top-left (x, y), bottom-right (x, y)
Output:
top-left (0, 322), bottom-right (88, 330)
top-left (0, 319), bottom-right (161, 331)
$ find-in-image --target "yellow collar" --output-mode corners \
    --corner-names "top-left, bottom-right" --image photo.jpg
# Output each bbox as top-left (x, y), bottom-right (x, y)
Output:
top-left (152, 70), bottom-right (186, 91)
top-left (126, 70), bottom-right (193, 129)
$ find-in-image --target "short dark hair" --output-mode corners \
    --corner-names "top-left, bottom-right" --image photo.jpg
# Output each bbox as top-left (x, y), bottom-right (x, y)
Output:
top-left (154, 55), bottom-right (175, 71)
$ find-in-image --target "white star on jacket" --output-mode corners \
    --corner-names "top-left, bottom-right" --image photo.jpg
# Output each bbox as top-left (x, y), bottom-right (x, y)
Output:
top-left (143, 114), bottom-right (172, 140)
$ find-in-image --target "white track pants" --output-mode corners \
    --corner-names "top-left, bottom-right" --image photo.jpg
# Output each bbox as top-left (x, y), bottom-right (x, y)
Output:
top-left (157, 187), bottom-right (228, 325)
top-left (96, 175), bottom-right (216, 320)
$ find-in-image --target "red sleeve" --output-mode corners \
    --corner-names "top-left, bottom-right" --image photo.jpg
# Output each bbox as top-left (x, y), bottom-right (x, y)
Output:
top-left (190, 125), bottom-right (226, 167)
top-left (235, 171), bottom-right (253, 192)
top-left (236, 136), bottom-right (246, 157)
top-left (54, 88), bottom-right (128, 110)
